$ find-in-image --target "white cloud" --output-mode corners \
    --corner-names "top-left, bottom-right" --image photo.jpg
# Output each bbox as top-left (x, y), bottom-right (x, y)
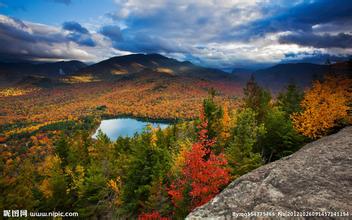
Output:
top-left (104, 0), bottom-right (338, 68)
top-left (1, 0), bottom-right (351, 67)
top-left (0, 15), bottom-right (128, 62)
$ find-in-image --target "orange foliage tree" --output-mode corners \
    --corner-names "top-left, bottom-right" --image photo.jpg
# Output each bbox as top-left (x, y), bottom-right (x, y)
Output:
top-left (292, 75), bottom-right (352, 139)
top-left (168, 110), bottom-right (230, 214)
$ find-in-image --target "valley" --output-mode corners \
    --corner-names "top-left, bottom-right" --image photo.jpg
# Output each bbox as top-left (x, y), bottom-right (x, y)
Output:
top-left (0, 53), bottom-right (351, 219)
top-left (1, 1), bottom-right (352, 219)
top-left (0, 54), bottom-right (244, 137)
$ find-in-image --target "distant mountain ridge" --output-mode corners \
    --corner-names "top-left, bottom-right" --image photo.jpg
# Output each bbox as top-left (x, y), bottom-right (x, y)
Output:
top-left (0, 54), bottom-right (350, 90)
top-left (0, 60), bottom-right (87, 86)
top-left (253, 63), bottom-right (329, 90)
top-left (75, 53), bottom-right (232, 80)
top-left (232, 61), bottom-right (352, 91)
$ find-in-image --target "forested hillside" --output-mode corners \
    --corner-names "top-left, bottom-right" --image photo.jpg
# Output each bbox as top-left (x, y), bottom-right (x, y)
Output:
top-left (1, 73), bottom-right (350, 219)
top-left (1, 0), bottom-right (352, 219)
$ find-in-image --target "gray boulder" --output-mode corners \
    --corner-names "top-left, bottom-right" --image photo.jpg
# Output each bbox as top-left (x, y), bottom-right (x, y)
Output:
top-left (187, 127), bottom-right (352, 219)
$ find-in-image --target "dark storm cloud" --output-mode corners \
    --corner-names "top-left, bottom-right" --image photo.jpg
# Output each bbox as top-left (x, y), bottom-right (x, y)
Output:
top-left (63, 21), bottom-right (89, 34)
top-left (100, 25), bottom-right (122, 41)
top-left (62, 21), bottom-right (96, 47)
top-left (1, 0), bottom-right (351, 66)
top-left (279, 32), bottom-right (352, 49)
top-left (0, 16), bottom-right (66, 44)
top-left (289, 0), bottom-right (348, 31)
top-left (116, 34), bottom-right (187, 53)
top-left (101, 0), bottom-right (351, 68)
top-left (66, 32), bottom-right (96, 47)
top-left (283, 51), bottom-right (351, 64)
top-left (99, 25), bottom-right (187, 54)
top-left (0, 15), bottom-right (93, 61)
top-left (225, 0), bottom-right (352, 41)
top-left (273, 0), bottom-right (352, 32)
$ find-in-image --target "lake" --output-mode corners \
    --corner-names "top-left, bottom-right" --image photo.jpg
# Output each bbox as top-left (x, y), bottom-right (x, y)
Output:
top-left (92, 118), bottom-right (170, 140)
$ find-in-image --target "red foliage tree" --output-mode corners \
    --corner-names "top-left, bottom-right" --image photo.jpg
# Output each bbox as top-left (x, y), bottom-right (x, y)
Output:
top-left (138, 211), bottom-right (170, 220)
top-left (168, 109), bottom-right (230, 212)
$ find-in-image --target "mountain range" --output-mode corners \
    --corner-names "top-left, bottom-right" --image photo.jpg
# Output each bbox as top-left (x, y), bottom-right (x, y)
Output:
top-left (75, 53), bottom-right (231, 81)
top-left (233, 62), bottom-right (351, 91)
top-left (0, 54), bottom-right (351, 91)
top-left (0, 60), bottom-right (86, 86)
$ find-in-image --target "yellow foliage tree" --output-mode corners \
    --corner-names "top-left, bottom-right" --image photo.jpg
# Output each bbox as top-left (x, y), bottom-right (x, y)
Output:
top-left (107, 177), bottom-right (122, 207)
top-left (38, 155), bottom-right (63, 198)
top-left (170, 139), bottom-right (192, 174)
top-left (149, 126), bottom-right (158, 148)
top-left (292, 75), bottom-right (352, 139)
top-left (220, 102), bottom-right (231, 142)
top-left (65, 165), bottom-right (85, 197)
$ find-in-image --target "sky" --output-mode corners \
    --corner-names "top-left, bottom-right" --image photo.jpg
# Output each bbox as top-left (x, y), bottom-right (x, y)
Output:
top-left (0, 0), bottom-right (351, 69)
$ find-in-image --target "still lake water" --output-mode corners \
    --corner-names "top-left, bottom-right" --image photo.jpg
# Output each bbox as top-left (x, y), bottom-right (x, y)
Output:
top-left (92, 118), bottom-right (170, 140)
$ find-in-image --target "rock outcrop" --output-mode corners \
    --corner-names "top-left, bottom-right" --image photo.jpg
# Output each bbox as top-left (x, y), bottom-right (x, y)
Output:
top-left (187, 127), bottom-right (352, 219)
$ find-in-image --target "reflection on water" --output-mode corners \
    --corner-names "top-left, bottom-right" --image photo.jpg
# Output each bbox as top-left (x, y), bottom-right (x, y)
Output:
top-left (92, 118), bottom-right (169, 140)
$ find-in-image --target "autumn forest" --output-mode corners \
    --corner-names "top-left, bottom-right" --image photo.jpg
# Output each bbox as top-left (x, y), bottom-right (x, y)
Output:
top-left (1, 53), bottom-right (351, 219)
top-left (1, 1), bottom-right (352, 218)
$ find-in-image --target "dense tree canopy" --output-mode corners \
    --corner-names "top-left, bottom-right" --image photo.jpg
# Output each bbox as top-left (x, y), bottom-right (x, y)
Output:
top-left (1, 75), bottom-right (350, 219)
